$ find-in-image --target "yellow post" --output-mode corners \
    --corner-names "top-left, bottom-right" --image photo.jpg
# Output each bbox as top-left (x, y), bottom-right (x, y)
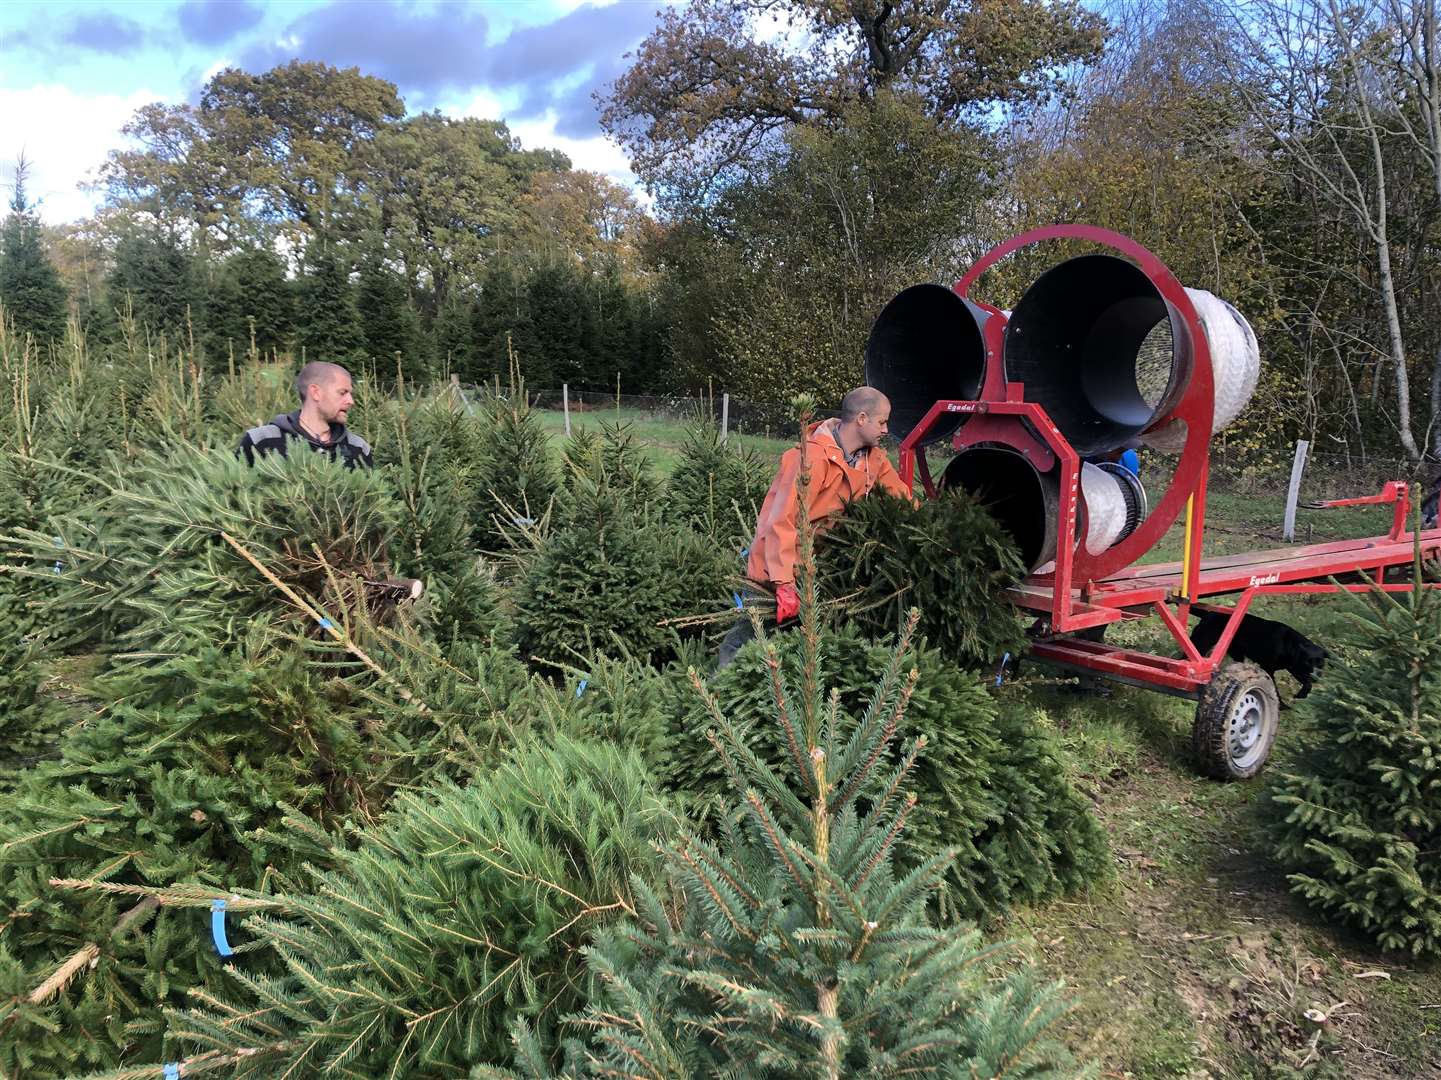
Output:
top-left (1179, 494), bottom-right (1196, 600)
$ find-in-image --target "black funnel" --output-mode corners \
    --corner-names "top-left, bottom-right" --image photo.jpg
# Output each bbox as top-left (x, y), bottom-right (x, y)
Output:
top-left (865, 284), bottom-right (988, 445)
top-left (941, 447), bottom-right (1060, 572)
top-left (1005, 254), bottom-right (1188, 456)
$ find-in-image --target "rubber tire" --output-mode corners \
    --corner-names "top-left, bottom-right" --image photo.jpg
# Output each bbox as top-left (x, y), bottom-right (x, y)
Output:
top-left (1192, 661), bottom-right (1280, 781)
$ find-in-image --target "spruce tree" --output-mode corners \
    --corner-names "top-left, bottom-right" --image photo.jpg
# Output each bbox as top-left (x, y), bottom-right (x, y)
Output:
top-left (668, 624), bottom-right (1109, 918)
top-left (0, 157), bottom-right (68, 345)
top-left (357, 253), bottom-right (421, 374)
top-left (665, 421), bottom-right (771, 546)
top-left (295, 250), bottom-right (362, 362)
top-left (486, 496), bottom-right (1086, 1078)
top-left (107, 233), bottom-right (200, 342)
top-left (1266, 560), bottom-right (1441, 956)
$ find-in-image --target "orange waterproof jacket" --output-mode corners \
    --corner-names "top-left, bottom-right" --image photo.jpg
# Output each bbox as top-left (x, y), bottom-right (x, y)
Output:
top-left (746, 419), bottom-right (912, 586)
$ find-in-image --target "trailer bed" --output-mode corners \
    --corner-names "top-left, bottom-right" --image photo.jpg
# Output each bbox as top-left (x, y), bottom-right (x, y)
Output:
top-left (1008, 529), bottom-right (1441, 615)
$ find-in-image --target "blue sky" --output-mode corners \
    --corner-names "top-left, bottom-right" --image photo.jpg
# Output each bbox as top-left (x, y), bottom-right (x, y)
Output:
top-left (0, 0), bottom-right (666, 222)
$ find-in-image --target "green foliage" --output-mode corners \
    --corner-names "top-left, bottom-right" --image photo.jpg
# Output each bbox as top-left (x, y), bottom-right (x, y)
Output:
top-left (672, 625), bottom-right (1108, 919)
top-left (107, 233), bottom-right (200, 343)
top-left (818, 490), bottom-right (1028, 671)
top-left (203, 247), bottom-right (296, 366)
top-left (295, 250), bottom-right (362, 361)
top-left (484, 585), bottom-right (1084, 1077)
top-left (372, 392), bottom-right (510, 643)
top-left (472, 386), bottom-right (559, 550)
top-left (664, 421), bottom-right (770, 545)
top-left (1265, 570), bottom-right (1441, 956)
top-left (515, 436), bottom-right (731, 668)
top-left (554, 421), bottom-right (661, 525)
top-left (357, 252), bottom-right (422, 369)
top-left (163, 736), bottom-right (678, 1075)
top-left (9, 447), bottom-right (403, 656)
top-left (0, 639), bottom-right (391, 1074)
top-left (0, 164), bottom-right (68, 345)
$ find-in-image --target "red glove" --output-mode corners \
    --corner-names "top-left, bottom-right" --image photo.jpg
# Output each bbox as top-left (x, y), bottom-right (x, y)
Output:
top-left (774, 582), bottom-right (800, 623)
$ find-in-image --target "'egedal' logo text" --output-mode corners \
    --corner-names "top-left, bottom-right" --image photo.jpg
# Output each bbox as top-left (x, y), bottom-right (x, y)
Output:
top-left (1248, 572), bottom-right (1280, 588)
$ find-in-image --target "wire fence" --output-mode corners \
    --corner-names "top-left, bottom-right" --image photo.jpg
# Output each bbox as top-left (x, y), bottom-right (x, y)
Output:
top-left (456, 381), bottom-right (1433, 539)
top-left (460, 384), bottom-right (833, 444)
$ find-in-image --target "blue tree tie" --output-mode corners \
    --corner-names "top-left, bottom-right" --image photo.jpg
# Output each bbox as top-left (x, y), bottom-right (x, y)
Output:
top-left (211, 899), bottom-right (234, 957)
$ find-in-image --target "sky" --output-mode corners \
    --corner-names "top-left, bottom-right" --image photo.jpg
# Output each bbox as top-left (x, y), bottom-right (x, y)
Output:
top-left (0, 0), bottom-right (666, 223)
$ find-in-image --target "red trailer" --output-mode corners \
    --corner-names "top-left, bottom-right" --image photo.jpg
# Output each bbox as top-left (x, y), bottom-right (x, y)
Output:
top-left (878, 225), bottom-right (1441, 780)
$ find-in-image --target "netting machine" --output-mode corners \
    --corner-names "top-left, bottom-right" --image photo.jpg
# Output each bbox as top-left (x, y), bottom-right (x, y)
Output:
top-left (866, 225), bottom-right (1441, 780)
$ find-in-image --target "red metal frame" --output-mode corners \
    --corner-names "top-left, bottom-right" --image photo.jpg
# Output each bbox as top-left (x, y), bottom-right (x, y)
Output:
top-left (899, 224), bottom-right (1441, 697)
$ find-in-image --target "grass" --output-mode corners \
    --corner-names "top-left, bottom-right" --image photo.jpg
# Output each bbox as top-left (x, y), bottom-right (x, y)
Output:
top-left (530, 405), bottom-right (794, 476)
top-left (1004, 595), bottom-right (1440, 1079)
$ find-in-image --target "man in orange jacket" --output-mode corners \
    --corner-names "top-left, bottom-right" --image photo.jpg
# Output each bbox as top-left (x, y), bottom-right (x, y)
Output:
top-left (719, 386), bottom-right (912, 666)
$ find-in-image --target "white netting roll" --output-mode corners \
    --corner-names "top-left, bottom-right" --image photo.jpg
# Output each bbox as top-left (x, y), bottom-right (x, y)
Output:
top-left (1081, 463), bottom-right (1129, 555)
top-left (1142, 288), bottom-right (1260, 453)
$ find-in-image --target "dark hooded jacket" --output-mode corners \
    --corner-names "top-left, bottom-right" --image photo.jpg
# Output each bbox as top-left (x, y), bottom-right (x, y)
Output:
top-left (236, 411), bottom-right (373, 469)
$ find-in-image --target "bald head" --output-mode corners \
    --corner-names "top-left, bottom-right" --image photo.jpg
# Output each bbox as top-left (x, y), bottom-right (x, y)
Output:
top-left (836, 386), bottom-right (892, 452)
top-left (840, 386), bottom-right (889, 423)
top-left (295, 361), bottom-right (350, 404)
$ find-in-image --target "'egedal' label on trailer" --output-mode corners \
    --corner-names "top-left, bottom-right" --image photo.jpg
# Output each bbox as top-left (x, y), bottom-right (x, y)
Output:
top-left (1248, 572), bottom-right (1281, 588)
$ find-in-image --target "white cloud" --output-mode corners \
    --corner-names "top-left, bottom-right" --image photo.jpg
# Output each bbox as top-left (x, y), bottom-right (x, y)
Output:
top-left (453, 88), bottom-right (511, 123)
top-left (509, 113), bottom-right (635, 184)
top-left (0, 84), bottom-right (167, 224)
top-left (453, 92), bottom-right (639, 190)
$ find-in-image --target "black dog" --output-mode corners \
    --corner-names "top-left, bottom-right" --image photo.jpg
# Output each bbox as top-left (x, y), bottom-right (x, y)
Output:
top-left (1191, 610), bottom-right (1329, 703)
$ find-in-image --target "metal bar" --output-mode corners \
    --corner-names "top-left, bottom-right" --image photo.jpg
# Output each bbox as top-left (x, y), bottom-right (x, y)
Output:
top-left (1205, 591), bottom-right (1257, 664)
top-left (562, 383), bottom-right (571, 437)
top-left (1153, 599), bottom-right (1204, 663)
top-left (1283, 439), bottom-right (1309, 541)
top-left (721, 393), bottom-right (729, 443)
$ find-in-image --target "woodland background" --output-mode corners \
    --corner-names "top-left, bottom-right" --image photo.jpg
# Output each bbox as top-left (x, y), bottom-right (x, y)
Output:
top-left (1, 0), bottom-right (1437, 464)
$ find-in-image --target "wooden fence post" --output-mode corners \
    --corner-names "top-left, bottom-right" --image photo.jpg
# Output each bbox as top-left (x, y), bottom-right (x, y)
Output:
top-left (563, 383), bottom-right (571, 437)
top-left (721, 393), bottom-right (730, 443)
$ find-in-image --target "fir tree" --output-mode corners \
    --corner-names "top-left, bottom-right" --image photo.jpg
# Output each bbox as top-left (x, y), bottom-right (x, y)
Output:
top-left (7, 447), bottom-right (404, 656)
top-left (203, 247), bottom-right (295, 365)
top-left (0, 638), bottom-right (399, 1075)
top-left (0, 156), bottom-right (68, 345)
top-left (817, 490), bottom-right (1029, 671)
top-left (377, 392), bottom-right (512, 644)
top-left (515, 427), bottom-right (730, 669)
top-left (141, 736), bottom-right (679, 1076)
top-left (486, 490), bottom-right (1086, 1078)
top-left (553, 421), bottom-right (661, 526)
top-left (295, 250), bottom-right (362, 361)
top-left (434, 288), bottom-right (479, 380)
top-left (473, 262), bottom-right (533, 382)
top-left (664, 421), bottom-right (770, 546)
top-left (1266, 560), bottom-right (1441, 956)
top-left (527, 261), bottom-right (596, 387)
top-left (472, 379), bottom-right (559, 550)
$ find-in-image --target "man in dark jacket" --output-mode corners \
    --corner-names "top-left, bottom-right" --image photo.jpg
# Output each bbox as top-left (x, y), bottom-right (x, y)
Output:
top-left (237, 361), bottom-right (372, 468)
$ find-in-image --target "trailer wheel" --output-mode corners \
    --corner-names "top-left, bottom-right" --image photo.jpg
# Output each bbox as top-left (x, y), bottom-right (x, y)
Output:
top-left (1192, 662), bottom-right (1279, 780)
